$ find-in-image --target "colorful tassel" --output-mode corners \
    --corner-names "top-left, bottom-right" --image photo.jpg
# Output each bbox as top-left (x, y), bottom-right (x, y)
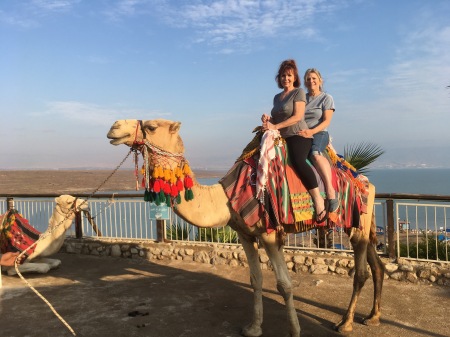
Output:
top-left (141, 158), bottom-right (195, 204)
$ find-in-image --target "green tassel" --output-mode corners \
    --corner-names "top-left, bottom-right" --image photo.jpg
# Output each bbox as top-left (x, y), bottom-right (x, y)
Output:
top-left (155, 195), bottom-right (161, 206)
top-left (159, 191), bottom-right (165, 203)
top-left (176, 193), bottom-right (182, 204)
top-left (165, 194), bottom-right (171, 207)
top-left (144, 190), bottom-right (149, 202)
top-left (184, 189), bottom-right (194, 201)
top-left (151, 191), bottom-right (157, 202)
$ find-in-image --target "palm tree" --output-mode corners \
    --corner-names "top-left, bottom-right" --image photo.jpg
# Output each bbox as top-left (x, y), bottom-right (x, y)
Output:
top-left (343, 142), bottom-right (384, 175)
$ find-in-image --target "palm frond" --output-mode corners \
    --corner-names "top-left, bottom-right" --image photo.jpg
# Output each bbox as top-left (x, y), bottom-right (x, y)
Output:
top-left (343, 142), bottom-right (384, 175)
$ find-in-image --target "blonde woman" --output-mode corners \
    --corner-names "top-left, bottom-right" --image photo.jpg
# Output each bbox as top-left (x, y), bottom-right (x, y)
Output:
top-left (298, 68), bottom-right (338, 212)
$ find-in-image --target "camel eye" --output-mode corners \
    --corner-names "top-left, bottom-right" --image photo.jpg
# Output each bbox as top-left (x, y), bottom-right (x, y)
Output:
top-left (147, 125), bottom-right (156, 132)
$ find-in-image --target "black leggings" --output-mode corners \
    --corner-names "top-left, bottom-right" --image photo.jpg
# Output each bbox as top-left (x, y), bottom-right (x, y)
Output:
top-left (286, 136), bottom-right (318, 191)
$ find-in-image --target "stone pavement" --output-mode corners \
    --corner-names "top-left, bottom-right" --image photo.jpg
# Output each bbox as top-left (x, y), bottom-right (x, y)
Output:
top-left (1, 253), bottom-right (449, 337)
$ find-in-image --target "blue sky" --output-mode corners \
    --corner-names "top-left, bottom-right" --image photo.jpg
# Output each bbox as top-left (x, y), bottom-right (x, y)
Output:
top-left (1, 0), bottom-right (450, 170)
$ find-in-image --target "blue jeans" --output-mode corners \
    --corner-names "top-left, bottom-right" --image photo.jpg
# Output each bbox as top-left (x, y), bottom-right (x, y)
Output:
top-left (311, 131), bottom-right (329, 156)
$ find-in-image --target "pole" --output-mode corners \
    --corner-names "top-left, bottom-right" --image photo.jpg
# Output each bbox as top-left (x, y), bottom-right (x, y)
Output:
top-left (75, 211), bottom-right (83, 239)
top-left (386, 199), bottom-right (396, 260)
top-left (156, 219), bottom-right (166, 242)
top-left (6, 197), bottom-right (14, 210)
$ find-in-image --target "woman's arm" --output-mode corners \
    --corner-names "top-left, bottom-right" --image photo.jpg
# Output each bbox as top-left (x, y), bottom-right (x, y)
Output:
top-left (264, 101), bottom-right (306, 130)
top-left (299, 108), bottom-right (334, 138)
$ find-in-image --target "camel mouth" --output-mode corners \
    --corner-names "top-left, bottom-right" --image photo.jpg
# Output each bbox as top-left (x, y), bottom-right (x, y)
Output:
top-left (108, 136), bottom-right (129, 145)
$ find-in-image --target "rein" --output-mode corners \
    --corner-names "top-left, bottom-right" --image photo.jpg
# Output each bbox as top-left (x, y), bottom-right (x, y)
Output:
top-left (13, 149), bottom-right (134, 336)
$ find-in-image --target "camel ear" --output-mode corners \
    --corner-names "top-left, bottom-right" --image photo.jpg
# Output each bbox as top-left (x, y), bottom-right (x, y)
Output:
top-left (55, 195), bottom-right (72, 206)
top-left (169, 121), bottom-right (181, 134)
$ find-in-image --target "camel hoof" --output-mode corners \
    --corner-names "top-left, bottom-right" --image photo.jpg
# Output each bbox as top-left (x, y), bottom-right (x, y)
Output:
top-left (241, 323), bottom-right (262, 337)
top-left (363, 316), bottom-right (380, 326)
top-left (335, 322), bottom-right (353, 334)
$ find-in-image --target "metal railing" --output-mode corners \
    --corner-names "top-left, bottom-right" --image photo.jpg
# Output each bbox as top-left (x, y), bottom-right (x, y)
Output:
top-left (1, 193), bottom-right (449, 263)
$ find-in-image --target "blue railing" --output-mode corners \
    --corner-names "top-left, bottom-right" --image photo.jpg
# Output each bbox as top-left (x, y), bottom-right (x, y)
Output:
top-left (1, 193), bottom-right (449, 262)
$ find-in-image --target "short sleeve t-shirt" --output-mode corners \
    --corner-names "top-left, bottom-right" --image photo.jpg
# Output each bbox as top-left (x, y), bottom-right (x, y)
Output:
top-left (271, 88), bottom-right (308, 138)
top-left (304, 92), bottom-right (335, 130)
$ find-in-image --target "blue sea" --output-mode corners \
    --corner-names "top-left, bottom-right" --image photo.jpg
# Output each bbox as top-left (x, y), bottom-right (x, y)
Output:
top-left (199, 168), bottom-right (450, 196)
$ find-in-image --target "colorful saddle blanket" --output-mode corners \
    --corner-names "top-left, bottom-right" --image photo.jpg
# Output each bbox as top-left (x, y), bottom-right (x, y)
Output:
top-left (219, 131), bottom-right (369, 234)
top-left (0, 209), bottom-right (40, 256)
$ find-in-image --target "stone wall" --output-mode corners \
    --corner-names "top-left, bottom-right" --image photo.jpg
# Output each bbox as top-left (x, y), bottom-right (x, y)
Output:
top-left (62, 238), bottom-right (450, 287)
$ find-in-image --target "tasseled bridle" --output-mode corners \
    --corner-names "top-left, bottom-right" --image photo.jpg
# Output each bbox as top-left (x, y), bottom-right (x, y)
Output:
top-left (132, 120), bottom-right (195, 207)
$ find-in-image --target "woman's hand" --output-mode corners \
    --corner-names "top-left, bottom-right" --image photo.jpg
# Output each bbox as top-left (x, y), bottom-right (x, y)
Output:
top-left (299, 129), bottom-right (314, 138)
top-left (261, 114), bottom-right (270, 123)
top-left (262, 121), bottom-right (276, 131)
top-left (0, 252), bottom-right (24, 267)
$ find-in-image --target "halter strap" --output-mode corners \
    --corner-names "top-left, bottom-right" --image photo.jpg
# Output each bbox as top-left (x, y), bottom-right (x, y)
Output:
top-left (133, 120), bottom-right (146, 147)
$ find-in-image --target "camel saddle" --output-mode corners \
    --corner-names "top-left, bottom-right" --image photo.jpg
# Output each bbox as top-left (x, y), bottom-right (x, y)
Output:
top-left (219, 128), bottom-right (369, 234)
top-left (0, 209), bottom-right (39, 256)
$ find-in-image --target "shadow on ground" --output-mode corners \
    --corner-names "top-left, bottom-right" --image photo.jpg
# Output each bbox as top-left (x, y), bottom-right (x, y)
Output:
top-left (1, 254), bottom-right (449, 337)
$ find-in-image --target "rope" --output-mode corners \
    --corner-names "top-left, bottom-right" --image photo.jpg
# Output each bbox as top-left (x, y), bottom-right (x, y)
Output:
top-left (144, 140), bottom-right (185, 159)
top-left (12, 149), bottom-right (134, 336)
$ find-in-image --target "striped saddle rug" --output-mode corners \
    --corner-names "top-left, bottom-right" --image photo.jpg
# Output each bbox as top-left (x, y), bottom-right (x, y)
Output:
top-left (219, 139), bottom-right (369, 234)
top-left (0, 209), bottom-right (40, 257)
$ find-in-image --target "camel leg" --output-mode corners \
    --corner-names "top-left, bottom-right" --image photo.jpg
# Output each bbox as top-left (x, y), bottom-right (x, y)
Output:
top-left (239, 233), bottom-right (264, 337)
top-left (335, 229), bottom-right (370, 333)
top-left (363, 243), bottom-right (385, 326)
top-left (260, 232), bottom-right (300, 337)
top-left (29, 257), bottom-right (62, 270)
top-left (5, 262), bottom-right (51, 276)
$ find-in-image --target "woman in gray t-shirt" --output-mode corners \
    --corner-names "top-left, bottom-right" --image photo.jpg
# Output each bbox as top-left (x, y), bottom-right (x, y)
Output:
top-left (299, 68), bottom-right (338, 213)
top-left (262, 60), bottom-right (327, 223)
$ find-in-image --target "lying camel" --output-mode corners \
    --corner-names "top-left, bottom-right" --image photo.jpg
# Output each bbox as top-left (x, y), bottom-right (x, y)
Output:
top-left (107, 119), bottom-right (385, 336)
top-left (1, 195), bottom-right (88, 276)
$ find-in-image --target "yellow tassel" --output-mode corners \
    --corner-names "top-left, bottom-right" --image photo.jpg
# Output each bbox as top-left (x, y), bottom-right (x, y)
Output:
top-left (170, 171), bottom-right (177, 184)
top-left (175, 166), bottom-right (183, 178)
top-left (156, 166), bottom-right (163, 178)
top-left (183, 163), bottom-right (191, 175)
top-left (152, 166), bottom-right (159, 178)
top-left (164, 168), bottom-right (171, 181)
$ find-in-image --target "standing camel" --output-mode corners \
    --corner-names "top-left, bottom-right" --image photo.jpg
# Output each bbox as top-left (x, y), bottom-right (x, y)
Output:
top-left (107, 119), bottom-right (385, 336)
top-left (1, 195), bottom-right (88, 276)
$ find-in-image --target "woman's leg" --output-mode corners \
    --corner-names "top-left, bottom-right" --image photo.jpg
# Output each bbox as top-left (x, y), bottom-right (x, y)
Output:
top-left (311, 132), bottom-right (338, 212)
top-left (311, 154), bottom-right (335, 199)
top-left (286, 136), bottom-right (326, 222)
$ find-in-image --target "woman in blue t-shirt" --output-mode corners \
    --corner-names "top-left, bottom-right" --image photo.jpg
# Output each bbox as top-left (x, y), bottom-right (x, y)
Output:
top-left (262, 60), bottom-right (327, 223)
top-left (298, 68), bottom-right (338, 213)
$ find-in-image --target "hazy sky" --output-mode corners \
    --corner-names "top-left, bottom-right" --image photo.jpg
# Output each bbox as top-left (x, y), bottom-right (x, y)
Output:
top-left (1, 0), bottom-right (450, 170)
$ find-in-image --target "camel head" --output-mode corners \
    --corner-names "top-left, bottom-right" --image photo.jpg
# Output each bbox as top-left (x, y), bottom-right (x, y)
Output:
top-left (55, 195), bottom-right (89, 221)
top-left (107, 119), bottom-right (184, 154)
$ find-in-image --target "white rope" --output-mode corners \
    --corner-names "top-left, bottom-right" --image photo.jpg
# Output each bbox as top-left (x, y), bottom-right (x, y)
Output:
top-left (10, 149), bottom-right (134, 336)
top-left (144, 140), bottom-right (185, 159)
top-left (14, 207), bottom-right (78, 336)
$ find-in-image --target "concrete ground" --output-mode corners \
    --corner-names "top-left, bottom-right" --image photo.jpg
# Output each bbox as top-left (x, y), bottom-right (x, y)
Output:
top-left (1, 253), bottom-right (449, 337)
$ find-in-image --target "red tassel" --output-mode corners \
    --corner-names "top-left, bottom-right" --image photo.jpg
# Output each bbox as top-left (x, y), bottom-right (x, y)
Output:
top-left (176, 178), bottom-right (184, 191)
top-left (163, 182), bottom-right (171, 194)
top-left (170, 184), bottom-right (178, 197)
top-left (153, 179), bottom-right (161, 193)
top-left (184, 176), bottom-right (193, 189)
